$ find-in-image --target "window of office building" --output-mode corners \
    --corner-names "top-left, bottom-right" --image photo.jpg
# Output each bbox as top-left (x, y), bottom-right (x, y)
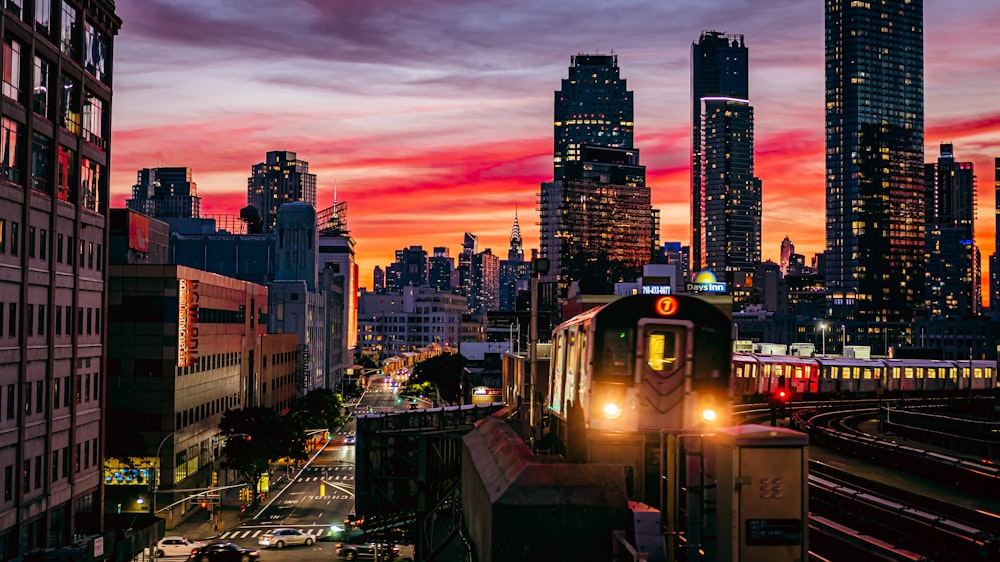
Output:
top-left (32, 132), bottom-right (52, 196)
top-left (61, 4), bottom-right (77, 58)
top-left (59, 74), bottom-right (80, 134)
top-left (82, 93), bottom-right (103, 147)
top-left (34, 0), bottom-right (51, 37)
top-left (1, 117), bottom-right (23, 184)
top-left (2, 39), bottom-right (21, 103)
top-left (57, 145), bottom-right (76, 202)
top-left (83, 21), bottom-right (106, 83)
top-left (33, 56), bottom-right (51, 118)
top-left (80, 157), bottom-right (101, 212)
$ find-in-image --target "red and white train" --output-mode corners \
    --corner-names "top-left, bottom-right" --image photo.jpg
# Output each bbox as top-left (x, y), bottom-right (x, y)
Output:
top-left (731, 353), bottom-right (998, 401)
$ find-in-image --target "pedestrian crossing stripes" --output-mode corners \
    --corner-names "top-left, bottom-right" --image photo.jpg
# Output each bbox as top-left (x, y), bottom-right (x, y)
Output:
top-left (297, 475), bottom-right (353, 481)
top-left (216, 527), bottom-right (341, 540)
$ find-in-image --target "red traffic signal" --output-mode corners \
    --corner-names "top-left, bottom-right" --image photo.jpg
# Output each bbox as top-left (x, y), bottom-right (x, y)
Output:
top-left (200, 501), bottom-right (208, 509)
top-left (777, 389), bottom-right (788, 401)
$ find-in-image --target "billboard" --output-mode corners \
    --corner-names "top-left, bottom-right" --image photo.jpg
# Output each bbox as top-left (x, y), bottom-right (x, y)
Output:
top-left (178, 279), bottom-right (200, 367)
top-left (128, 212), bottom-right (150, 253)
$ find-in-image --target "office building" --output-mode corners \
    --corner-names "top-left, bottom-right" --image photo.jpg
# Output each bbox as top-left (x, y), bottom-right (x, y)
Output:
top-left (691, 31), bottom-right (748, 274)
top-left (126, 167), bottom-right (201, 219)
top-left (499, 214), bottom-right (530, 312)
top-left (540, 145), bottom-right (653, 296)
top-left (246, 151), bottom-right (317, 234)
top-left (104, 265), bottom-right (275, 529)
top-left (469, 249), bottom-right (500, 314)
top-left (0, 1), bottom-right (120, 556)
top-left (825, 0), bottom-right (924, 324)
top-left (991, 158), bottom-right (1000, 318)
top-left (387, 246), bottom-right (428, 291)
top-left (428, 247), bottom-right (454, 293)
top-left (317, 200), bottom-right (358, 389)
top-left (924, 144), bottom-right (978, 318)
top-left (699, 96), bottom-right (761, 288)
top-left (553, 53), bottom-right (633, 181)
top-left (780, 237), bottom-right (794, 277)
top-left (357, 287), bottom-right (467, 358)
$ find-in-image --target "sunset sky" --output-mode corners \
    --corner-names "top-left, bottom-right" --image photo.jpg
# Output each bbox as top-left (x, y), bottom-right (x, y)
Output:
top-left (108, 1), bottom-right (1000, 296)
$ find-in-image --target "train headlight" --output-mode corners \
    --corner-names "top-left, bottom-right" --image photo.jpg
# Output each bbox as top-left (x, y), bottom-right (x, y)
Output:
top-left (602, 402), bottom-right (623, 419)
top-left (700, 407), bottom-right (718, 423)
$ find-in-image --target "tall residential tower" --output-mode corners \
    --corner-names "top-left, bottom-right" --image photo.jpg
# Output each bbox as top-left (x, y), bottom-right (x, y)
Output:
top-left (691, 31), bottom-right (748, 276)
top-left (825, 0), bottom-right (924, 324)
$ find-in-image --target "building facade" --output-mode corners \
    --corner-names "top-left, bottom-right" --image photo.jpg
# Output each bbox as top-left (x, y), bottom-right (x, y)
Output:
top-left (126, 167), bottom-right (201, 219)
top-left (105, 265), bottom-right (270, 529)
top-left (246, 151), bottom-right (317, 234)
top-left (691, 31), bottom-right (748, 275)
top-left (553, 54), bottom-right (633, 182)
top-left (700, 96), bottom-right (761, 289)
top-left (0, 0), bottom-right (120, 556)
top-left (924, 144), bottom-right (978, 319)
top-left (428, 247), bottom-right (454, 294)
top-left (992, 158), bottom-right (1000, 318)
top-left (357, 287), bottom-right (467, 359)
top-left (540, 145), bottom-right (653, 296)
top-left (825, 0), bottom-right (925, 325)
top-left (498, 214), bottom-right (529, 312)
top-left (317, 200), bottom-right (358, 391)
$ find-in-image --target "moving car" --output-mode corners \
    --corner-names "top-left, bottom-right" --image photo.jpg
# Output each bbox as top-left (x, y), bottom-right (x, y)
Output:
top-left (334, 540), bottom-right (401, 561)
top-left (343, 512), bottom-right (364, 530)
top-left (344, 433), bottom-right (357, 445)
top-left (257, 528), bottom-right (314, 548)
top-left (187, 542), bottom-right (260, 562)
top-left (150, 537), bottom-right (205, 558)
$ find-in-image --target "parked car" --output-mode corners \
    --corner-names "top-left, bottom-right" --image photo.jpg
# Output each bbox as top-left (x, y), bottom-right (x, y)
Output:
top-left (334, 540), bottom-right (400, 561)
top-left (257, 528), bottom-right (314, 548)
top-left (150, 537), bottom-right (205, 558)
top-left (187, 542), bottom-right (260, 562)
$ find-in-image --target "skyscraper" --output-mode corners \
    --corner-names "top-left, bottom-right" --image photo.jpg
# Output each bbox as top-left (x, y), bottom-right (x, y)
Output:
top-left (825, 0), bottom-right (924, 324)
top-left (991, 158), bottom-right (1000, 318)
top-left (542, 54), bottom-right (653, 296)
top-left (0, 1), bottom-right (121, 555)
top-left (247, 151), bottom-right (317, 233)
top-left (699, 96), bottom-right (761, 288)
top-left (126, 167), bottom-right (201, 218)
top-left (924, 144), bottom-right (977, 318)
top-left (691, 31), bottom-right (748, 275)
top-left (499, 212), bottom-right (530, 311)
top-left (780, 236), bottom-right (794, 277)
top-left (553, 54), bottom-right (633, 181)
top-left (540, 145), bottom-right (653, 295)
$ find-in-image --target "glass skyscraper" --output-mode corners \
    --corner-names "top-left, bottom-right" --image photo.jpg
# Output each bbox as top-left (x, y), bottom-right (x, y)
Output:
top-left (553, 54), bottom-right (633, 181)
top-left (691, 31), bottom-right (748, 276)
top-left (825, 0), bottom-right (924, 324)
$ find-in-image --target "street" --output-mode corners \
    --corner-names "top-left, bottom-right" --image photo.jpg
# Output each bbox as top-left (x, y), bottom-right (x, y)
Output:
top-left (161, 378), bottom-right (409, 561)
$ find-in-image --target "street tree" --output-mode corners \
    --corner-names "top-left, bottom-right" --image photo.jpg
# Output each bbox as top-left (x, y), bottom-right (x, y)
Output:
top-left (219, 407), bottom-right (306, 502)
top-left (411, 354), bottom-right (466, 403)
top-left (287, 389), bottom-right (346, 431)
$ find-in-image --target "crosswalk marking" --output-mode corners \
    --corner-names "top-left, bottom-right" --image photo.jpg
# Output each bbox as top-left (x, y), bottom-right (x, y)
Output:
top-left (218, 528), bottom-right (330, 540)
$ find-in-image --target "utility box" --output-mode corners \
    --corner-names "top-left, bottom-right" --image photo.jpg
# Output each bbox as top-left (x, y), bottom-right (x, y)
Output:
top-left (711, 425), bottom-right (808, 562)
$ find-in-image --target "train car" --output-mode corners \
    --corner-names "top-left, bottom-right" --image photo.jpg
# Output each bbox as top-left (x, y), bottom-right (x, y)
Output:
top-left (814, 356), bottom-right (886, 396)
top-left (546, 294), bottom-right (732, 451)
top-left (544, 294), bottom-right (732, 505)
top-left (734, 353), bottom-right (997, 402)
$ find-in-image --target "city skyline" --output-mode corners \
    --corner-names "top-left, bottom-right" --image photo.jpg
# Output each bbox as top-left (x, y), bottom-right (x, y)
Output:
top-left (108, 1), bottom-right (1000, 296)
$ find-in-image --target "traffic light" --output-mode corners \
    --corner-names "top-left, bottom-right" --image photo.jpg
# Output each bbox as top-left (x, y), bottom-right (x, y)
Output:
top-left (324, 431), bottom-right (331, 441)
top-left (212, 471), bottom-right (218, 487)
top-left (200, 501), bottom-right (208, 509)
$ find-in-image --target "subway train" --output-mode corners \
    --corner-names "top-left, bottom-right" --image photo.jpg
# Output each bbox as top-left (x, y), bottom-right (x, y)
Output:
top-left (731, 352), bottom-right (998, 401)
top-left (545, 293), bottom-right (732, 449)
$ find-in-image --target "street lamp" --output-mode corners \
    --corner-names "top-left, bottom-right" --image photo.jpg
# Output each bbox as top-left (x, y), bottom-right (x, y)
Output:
top-left (819, 323), bottom-right (827, 356)
top-left (150, 430), bottom-right (179, 517)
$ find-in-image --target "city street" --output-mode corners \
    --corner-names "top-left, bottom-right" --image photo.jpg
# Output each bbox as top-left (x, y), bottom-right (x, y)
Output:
top-left (161, 378), bottom-right (409, 561)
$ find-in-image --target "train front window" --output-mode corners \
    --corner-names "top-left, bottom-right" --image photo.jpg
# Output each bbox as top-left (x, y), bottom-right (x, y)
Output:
top-left (645, 328), bottom-right (682, 373)
top-left (598, 327), bottom-right (634, 378)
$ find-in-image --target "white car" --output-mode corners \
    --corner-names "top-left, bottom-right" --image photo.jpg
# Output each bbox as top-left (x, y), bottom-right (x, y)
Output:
top-left (149, 536), bottom-right (204, 558)
top-left (257, 528), bottom-right (315, 548)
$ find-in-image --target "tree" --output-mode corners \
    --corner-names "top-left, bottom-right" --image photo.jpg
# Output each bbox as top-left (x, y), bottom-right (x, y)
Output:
top-left (411, 354), bottom-right (467, 403)
top-left (219, 407), bottom-right (305, 502)
top-left (288, 389), bottom-right (346, 431)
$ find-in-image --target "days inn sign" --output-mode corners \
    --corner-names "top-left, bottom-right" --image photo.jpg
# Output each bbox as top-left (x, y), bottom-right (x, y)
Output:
top-left (686, 270), bottom-right (728, 294)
